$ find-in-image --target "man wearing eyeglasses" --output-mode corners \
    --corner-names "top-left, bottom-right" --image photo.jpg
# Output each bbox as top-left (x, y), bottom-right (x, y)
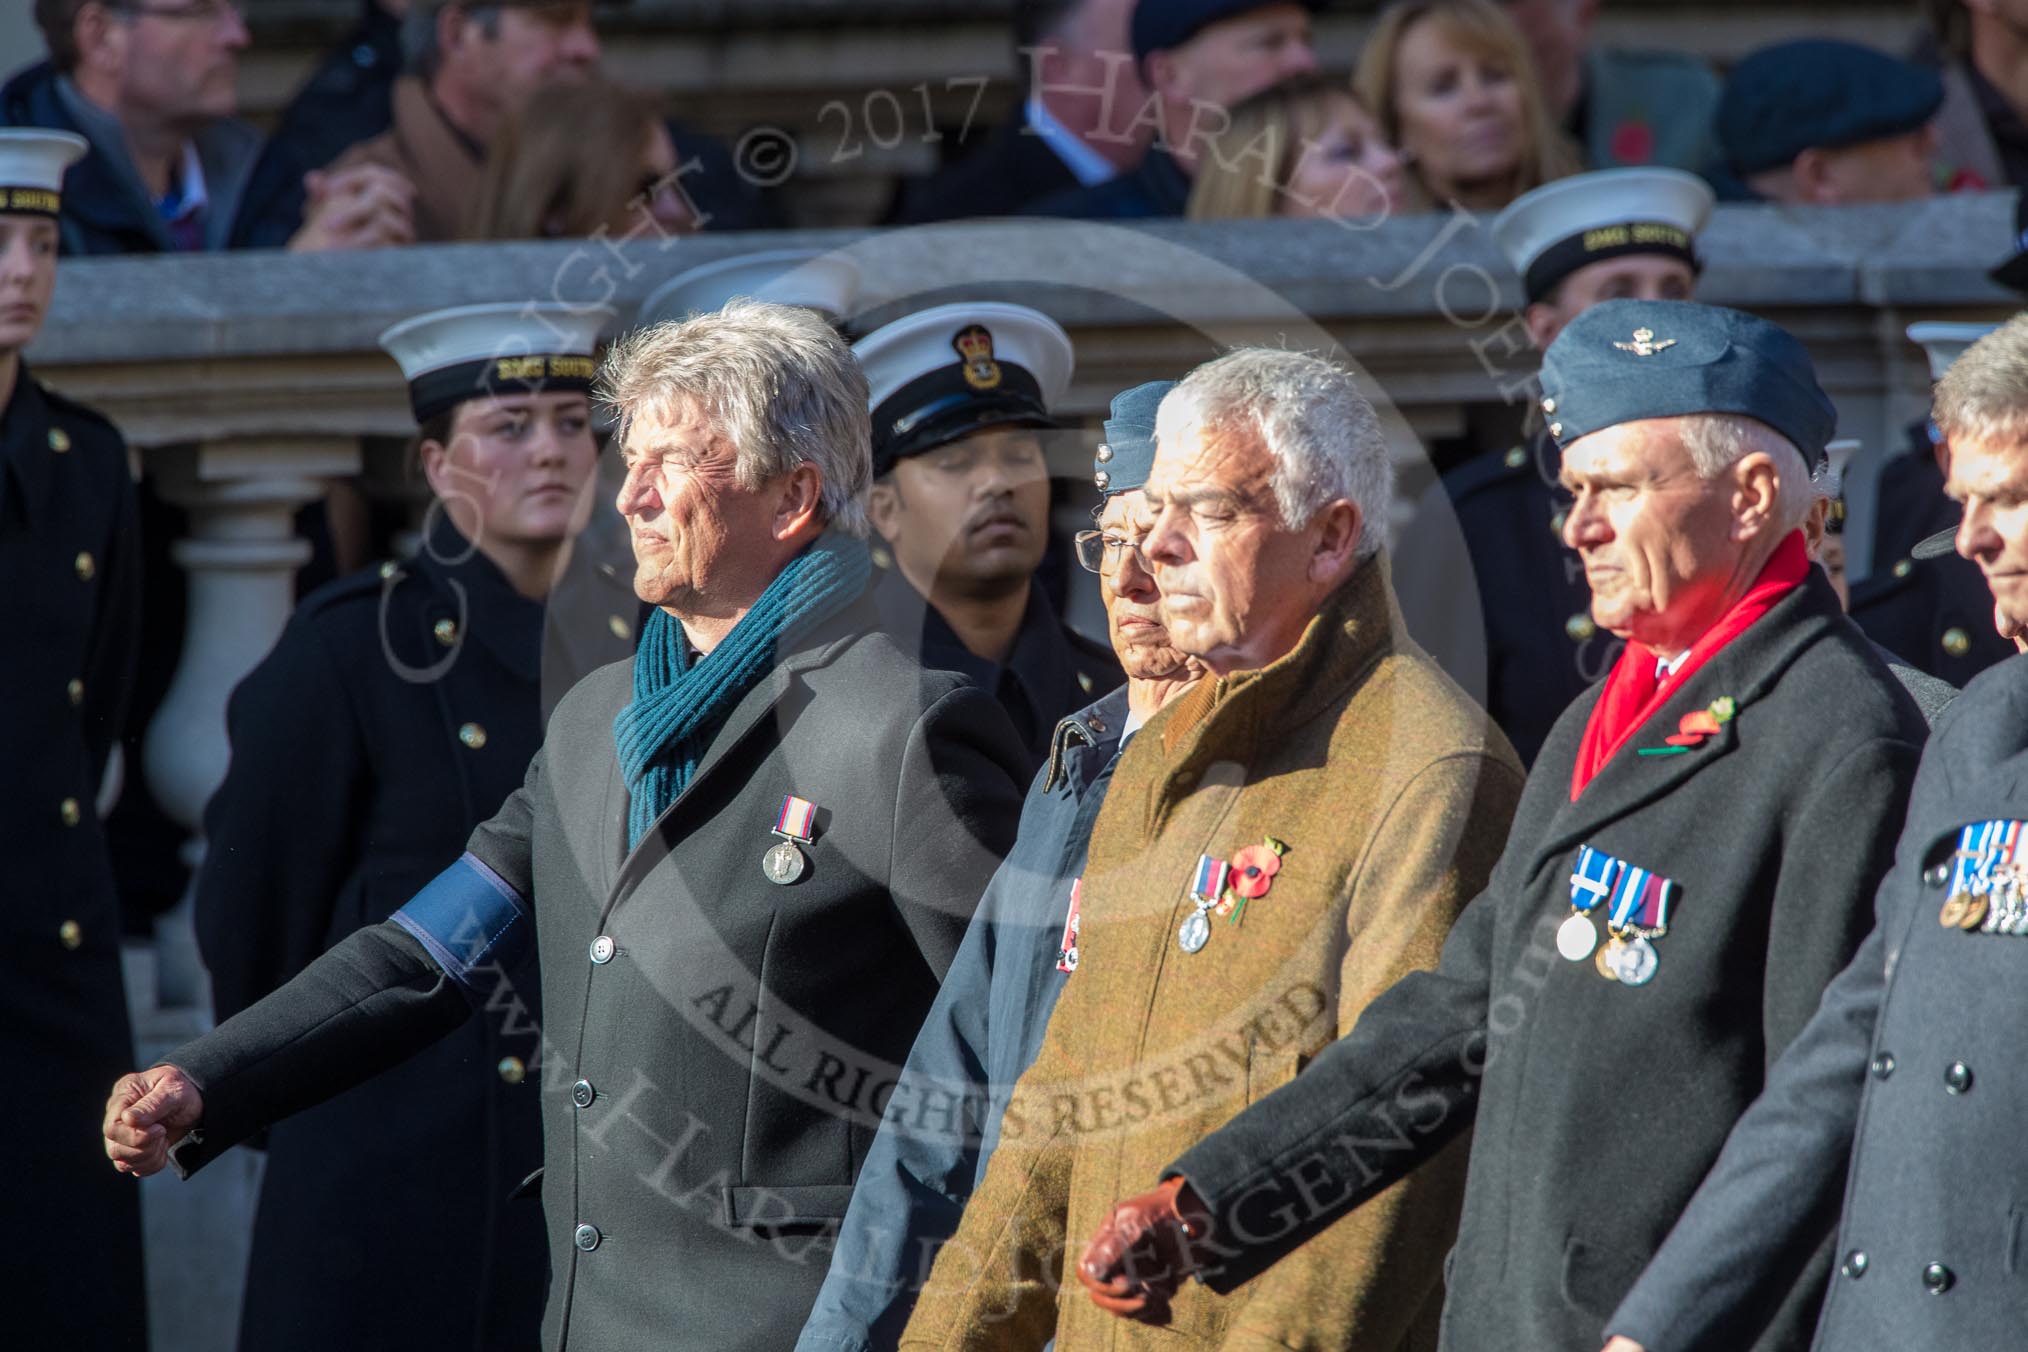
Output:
top-left (899, 348), bottom-right (1521, 1351)
top-left (798, 381), bottom-right (1202, 1352)
top-left (6, 0), bottom-right (415, 252)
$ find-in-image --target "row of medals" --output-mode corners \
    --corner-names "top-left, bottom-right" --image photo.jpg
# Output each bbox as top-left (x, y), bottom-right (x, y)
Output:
top-left (1938, 868), bottom-right (2028, 933)
top-left (1557, 910), bottom-right (1660, 986)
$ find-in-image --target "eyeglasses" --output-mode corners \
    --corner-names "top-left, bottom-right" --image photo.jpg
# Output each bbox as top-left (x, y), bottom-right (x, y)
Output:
top-left (1074, 529), bottom-right (1151, 575)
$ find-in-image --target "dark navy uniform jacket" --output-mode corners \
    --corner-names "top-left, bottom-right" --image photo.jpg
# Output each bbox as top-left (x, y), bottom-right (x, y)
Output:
top-left (195, 516), bottom-right (608, 1351)
top-left (0, 369), bottom-right (144, 1349)
top-left (889, 108), bottom-right (1082, 223)
top-left (1609, 652), bottom-right (2028, 1352)
top-left (796, 687), bottom-right (1130, 1351)
top-left (1168, 574), bottom-right (1926, 1352)
top-left (873, 565), bottom-right (1122, 772)
top-left (1025, 143), bottom-right (1190, 219)
top-left (1397, 435), bottom-right (1622, 766)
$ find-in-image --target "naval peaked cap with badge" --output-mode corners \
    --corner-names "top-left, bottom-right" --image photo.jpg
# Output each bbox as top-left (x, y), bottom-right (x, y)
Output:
top-left (1164, 301), bottom-right (1928, 1352)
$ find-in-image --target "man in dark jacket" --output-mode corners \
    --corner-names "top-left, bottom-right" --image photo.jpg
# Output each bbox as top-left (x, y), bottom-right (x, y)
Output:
top-left (104, 300), bottom-right (1030, 1352)
top-left (1027, 0), bottom-right (1319, 219)
top-left (1602, 311), bottom-right (2028, 1352)
top-left (796, 382), bottom-right (1198, 1351)
top-left (0, 126), bottom-right (144, 1352)
top-left (1076, 301), bottom-right (1929, 1352)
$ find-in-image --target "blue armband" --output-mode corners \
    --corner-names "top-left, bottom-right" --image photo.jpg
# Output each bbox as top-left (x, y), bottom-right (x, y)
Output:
top-left (391, 852), bottom-right (531, 992)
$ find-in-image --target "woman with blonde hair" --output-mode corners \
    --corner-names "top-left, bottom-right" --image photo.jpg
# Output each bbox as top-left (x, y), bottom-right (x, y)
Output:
top-left (466, 78), bottom-right (699, 241)
top-left (1188, 72), bottom-right (1409, 222)
top-left (1356, 0), bottom-right (1580, 211)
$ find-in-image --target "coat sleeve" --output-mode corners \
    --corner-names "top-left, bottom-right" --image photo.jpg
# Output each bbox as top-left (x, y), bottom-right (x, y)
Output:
top-left (1606, 734), bottom-right (1939, 1352)
top-left (194, 614), bottom-right (366, 1024)
top-left (163, 756), bottom-right (546, 1178)
top-left (1215, 751), bottom-right (1522, 1350)
top-left (888, 684), bottom-right (1029, 980)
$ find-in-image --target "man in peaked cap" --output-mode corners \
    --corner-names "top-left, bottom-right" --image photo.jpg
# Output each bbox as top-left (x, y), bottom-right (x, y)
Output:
top-left (797, 381), bottom-right (1203, 1352)
top-left (1027, 0), bottom-right (1321, 219)
top-left (0, 128), bottom-right (145, 1351)
top-left (1397, 166), bottom-right (1713, 766)
top-left (1602, 314), bottom-right (2028, 1352)
top-left (858, 302), bottom-right (1122, 771)
top-left (1078, 300), bottom-right (1928, 1352)
top-left (1717, 39), bottom-right (1943, 204)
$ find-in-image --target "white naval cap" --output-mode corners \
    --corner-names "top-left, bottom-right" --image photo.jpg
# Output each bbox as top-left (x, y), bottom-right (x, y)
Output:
top-left (637, 249), bottom-right (862, 328)
top-left (853, 301), bottom-right (1074, 476)
top-left (1907, 321), bottom-right (2002, 382)
top-left (0, 128), bottom-right (86, 218)
top-left (1492, 167), bottom-right (1714, 305)
top-left (378, 302), bottom-right (616, 424)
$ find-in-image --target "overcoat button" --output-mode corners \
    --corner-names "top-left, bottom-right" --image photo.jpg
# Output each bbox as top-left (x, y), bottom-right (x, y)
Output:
top-left (1504, 446), bottom-right (1527, 469)
top-left (59, 798), bottom-right (81, 827)
top-left (1924, 864), bottom-right (1950, 887)
top-left (574, 1223), bottom-right (601, 1252)
top-left (434, 618), bottom-right (458, 646)
top-left (497, 1056), bottom-right (525, 1084)
top-left (1566, 614), bottom-right (1597, 642)
top-left (458, 722), bottom-right (488, 750)
top-left (608, 614), bottom-right (632, 641)
top-left (1088, 719), bottom-right (1107, 735)
top-left (1892, 558), bottom-right (1913, 579)
top-left (572, 1079), bottom-right (596, 1109)
top-left (1869, 1053), bottom-right (1895, 1080)
top-left (1840, 1250), bottom-right (1868, 1279)
top-left (589, 935), bottom-right (615, 965)
top-left (1942, 628), bottom-right (1971, 658)
top-left (1922, 1262), bottom-right (1953, 1294)
top-left (379, 561), bottom-right (398, 580)
top-left (75, 551), bottom-right (95, 581)
top-left (49, 427), bottom-right (71, 453)
top-left (67, 678), bottom-right (84, 706)
top-left (1945, 1062), bottom-right (1973, 1094)
top-left (58, 920), bottom-right (82, 950)
top-left (1549, 511), bottom-right (1568, 537)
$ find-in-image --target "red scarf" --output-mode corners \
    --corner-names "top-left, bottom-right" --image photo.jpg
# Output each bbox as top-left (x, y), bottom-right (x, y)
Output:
top-left (1569, 531), bottom-right (1809, 800)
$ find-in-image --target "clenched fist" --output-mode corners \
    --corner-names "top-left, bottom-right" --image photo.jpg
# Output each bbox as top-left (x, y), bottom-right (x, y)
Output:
top-left (103, 1066), bottom-right (204, 1177)
top-left (1076, 1175), bottom-right (1209, 1323)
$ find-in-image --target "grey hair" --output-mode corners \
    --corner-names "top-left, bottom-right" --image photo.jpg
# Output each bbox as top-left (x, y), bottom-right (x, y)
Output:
top-left (1934, 313), bottom-right (2028, 447)
top-left (598, 298), bottom-right (872, 538)
top-left (1156, 347), bottom-right (1395, 559)
top-left (401, 3), bottom-right (502, 82)
top-left (1674, 412), bottom-right (1815, 532)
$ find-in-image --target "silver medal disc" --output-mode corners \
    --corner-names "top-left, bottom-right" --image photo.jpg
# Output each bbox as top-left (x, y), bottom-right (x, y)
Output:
top-left (1178, 909), bottom-right (1212, 954)
top-left (1610, 934), bottom-right (1659, 986)
top-left (1556, 912), bottom-right (1599, 962)
top-left (763, 840), bottom-right (808, 885)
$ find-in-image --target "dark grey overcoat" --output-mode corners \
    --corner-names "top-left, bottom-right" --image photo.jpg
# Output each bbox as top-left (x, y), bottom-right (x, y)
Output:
top-left (1167, 573), bottom-right (1927, 1351)
top-left (163, 592), bottom-right (1029, 1351)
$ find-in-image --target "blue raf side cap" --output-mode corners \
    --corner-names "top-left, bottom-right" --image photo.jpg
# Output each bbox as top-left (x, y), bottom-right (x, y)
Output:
top-left (391, 852), bottom-right (532, 996)
top-left (1095, 379), bottom-right (1175, 497)
top-left (1538, 299), bottom-right (1838, 462)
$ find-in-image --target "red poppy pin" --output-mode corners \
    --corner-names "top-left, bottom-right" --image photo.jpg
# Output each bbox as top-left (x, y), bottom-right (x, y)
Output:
top-left (1226, 837), bottom-right (1287, 925)
top-left (1649, 696), bottom-right (1739, 753)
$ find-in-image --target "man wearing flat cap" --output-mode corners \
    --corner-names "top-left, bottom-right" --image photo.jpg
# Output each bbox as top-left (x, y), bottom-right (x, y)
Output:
top-left (1601, 312), bottom-right (2028, 1352)
top-left (797, 382), bottom-right (1203, 1352)
top-left (858, 302), bottom-right (1122, 770)
top-left (1029, 0), bottom-right (1320, 218)
top-left (1399, 166), bottom-right (1712, 765)
top-left (1716, 38), bottom-right (1943, 204)
top-left (0, 126), bottom-right (144, 1352)
top-left (1078, 300), bottom-right (1929, 1352)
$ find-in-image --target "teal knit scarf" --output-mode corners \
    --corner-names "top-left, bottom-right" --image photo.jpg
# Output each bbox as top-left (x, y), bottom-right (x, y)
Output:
top-left (614, 533), bottom-right (871, 850)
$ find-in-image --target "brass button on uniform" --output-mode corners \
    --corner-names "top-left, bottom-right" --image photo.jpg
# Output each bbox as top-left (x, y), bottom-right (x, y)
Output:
top-left (66, 678), bottom-right (84, 707)
top-left (589, 935), bottom-right (615, 965)
top-left (48, 427), bottom-right (71, 453)
top-left (1840, 1250), bottom-right (1868, 1279)
top-left (1566, 613), bottom-right (1597, 642)
top-left (458, 722), bottom-right (488, 750)
top-left (1922, 1262), bottom-right (1954, 1294)
top-left (574, 1223), bottom-right (602, 1252)
top-left (1503, 446), bottom-right (1527, 469)
top-left (1095, 444), bottom-right (1113, 463)
top-left (434, 618), bottom-right (458, 646)
top-left (1945, 1061), bottom-right (1974, 1094)
top-left (1541, 397), bottom-right (1557, 415)
top-left (572, 1079), bottom-right (596, 1109)
top-left (1093, 469), bottom-right (1111, 491)
top-left (1549, 422), bottom-right (1564, 439)
top-left (1893, 558), bottom-right (1914, 579)
top-left (608, 614), bottom-right (632, 642)
top-left (58, 920), bottom-right (82, 951)
top-left (496, 1056), bottom-right (526, 1085)
top-left (1869, 1052), bottom-right (1895, 1081)
top-left (1942, 627), bottom-right (1971, 658)
top-left (1088, 718), bottom-right (1108, 735)
top-left (59, 797), bottom-right (81, 827)
top-left (75, 551), bottom-right (95, 581)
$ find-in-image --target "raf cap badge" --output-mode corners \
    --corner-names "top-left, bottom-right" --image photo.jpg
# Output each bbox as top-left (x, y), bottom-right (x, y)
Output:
top-left (1614, 327), bottom-right (1677, 357)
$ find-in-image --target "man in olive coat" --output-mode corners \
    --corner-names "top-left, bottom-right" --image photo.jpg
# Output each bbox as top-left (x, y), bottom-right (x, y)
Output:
top-left (104, 300), bottom-right (1029, 1352)
top-left (902, 348), bottom-right (1525, 1350)
top-left (1601, 312), bottom-right (2028, 1352)
top-left (1078, 301), bottom-right (1929, 1352)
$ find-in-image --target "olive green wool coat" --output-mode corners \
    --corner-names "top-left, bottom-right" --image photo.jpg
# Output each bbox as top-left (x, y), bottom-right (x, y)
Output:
top-left (901, 559), bottom-right (1526, 1351)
